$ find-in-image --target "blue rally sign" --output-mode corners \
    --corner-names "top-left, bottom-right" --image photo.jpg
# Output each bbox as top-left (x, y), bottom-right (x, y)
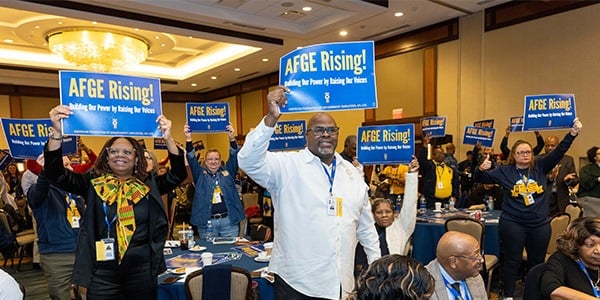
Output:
top-left (357, 124), bottom-right (415, 164)
top-left (473, 119), bottom-right (494, 128)
top-left (421, 116), bottom-right (446, 137)
top-left (268, 120), bottom-right (306, 151)
top-left (59, 71), bottom-right (162, 137)
top-left (523, 94), bottom-right (576, 131)
top-left (0, 118), bottom-right (76, 159)
top-left (510, 116), bottom-right (524, 132)
top-left (186, 102), bottom-right (230, 132)
top-left (463, 126), bottom-right (496, 147)
top-left (279, 41), bottom-right (377, 113)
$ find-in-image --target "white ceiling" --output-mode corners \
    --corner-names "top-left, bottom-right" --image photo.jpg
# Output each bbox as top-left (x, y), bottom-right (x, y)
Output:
top-left (0, 0), bottom-right (511, 94)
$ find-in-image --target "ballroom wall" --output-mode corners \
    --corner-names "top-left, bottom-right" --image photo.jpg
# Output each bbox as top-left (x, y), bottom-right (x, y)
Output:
top-left (1, 4), bottom-right (599, 169)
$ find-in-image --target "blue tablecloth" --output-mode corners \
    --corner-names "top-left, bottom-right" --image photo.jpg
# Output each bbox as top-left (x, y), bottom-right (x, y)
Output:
top-left (412, 210), bottom-right (501, 264)
top-left (157, 241), bottom-right (274, 300)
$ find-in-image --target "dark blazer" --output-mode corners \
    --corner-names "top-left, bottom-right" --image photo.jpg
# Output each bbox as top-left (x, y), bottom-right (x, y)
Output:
top-left (44, 145), bottom-right (187, 288)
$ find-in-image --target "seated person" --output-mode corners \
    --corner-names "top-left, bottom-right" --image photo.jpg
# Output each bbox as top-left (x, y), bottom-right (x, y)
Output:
top-left (468, 183), bottom-right (504, 210)
top-left (541, 217), bottom-right (600, 299)
top-left (425, 231), bottom-right (488, 300)
top-left (349, 254), bottom-right (434, 300)
top-left (355, 157), bottom-right (419, 276)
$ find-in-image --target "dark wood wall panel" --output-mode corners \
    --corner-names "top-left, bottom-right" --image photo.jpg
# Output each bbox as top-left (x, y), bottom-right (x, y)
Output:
top-left (485, 1), bottom-right (598, 32)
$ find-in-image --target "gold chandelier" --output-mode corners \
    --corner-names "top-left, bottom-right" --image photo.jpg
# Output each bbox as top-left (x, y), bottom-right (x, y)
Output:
top-left (47, 29), bottom-right (149, 72)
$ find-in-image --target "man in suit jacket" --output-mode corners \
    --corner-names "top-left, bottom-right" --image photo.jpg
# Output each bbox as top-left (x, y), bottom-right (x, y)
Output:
top-left (543, 135), bottom-right (578, 216)
top-left (425, 231), bottom-right (487, 300)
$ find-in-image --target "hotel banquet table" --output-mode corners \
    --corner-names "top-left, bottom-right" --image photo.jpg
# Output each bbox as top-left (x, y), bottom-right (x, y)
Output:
top-left (412, 209), bottom-right (501, 264)
top-left (157, 240), bottom-right (274, 300)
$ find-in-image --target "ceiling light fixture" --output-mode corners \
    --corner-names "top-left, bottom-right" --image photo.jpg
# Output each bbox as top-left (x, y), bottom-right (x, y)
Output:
top-left (47, 29), bottom-right (149, 72)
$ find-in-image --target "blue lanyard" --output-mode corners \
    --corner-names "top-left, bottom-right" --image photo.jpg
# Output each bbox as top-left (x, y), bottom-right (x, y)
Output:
top-left (102, 202), bottom-right (118, 239)
top-left (321, 157), bottom-right (337, 195)
top-left (442, 276), bottom-right (471, 300)
top-left (577, 259), bottom-right (600, 297)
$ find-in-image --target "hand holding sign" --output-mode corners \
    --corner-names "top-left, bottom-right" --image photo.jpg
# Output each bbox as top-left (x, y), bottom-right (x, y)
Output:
top-left (265, 86), bottom-right (290, 127)
top-left (408, 156), bottom-right (419, 173)
top-left (479, 154), bottom-right (492, 171)
top-left (570, 117), bottom-right (582, 136)
top-left (49, 105), bottom-right (73, 135)
top-left (226, 123), bottom-right (235, 141)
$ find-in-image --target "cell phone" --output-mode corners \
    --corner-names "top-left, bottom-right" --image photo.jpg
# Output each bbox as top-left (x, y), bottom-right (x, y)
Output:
top-left (161, 276), bottom-right (180, 285)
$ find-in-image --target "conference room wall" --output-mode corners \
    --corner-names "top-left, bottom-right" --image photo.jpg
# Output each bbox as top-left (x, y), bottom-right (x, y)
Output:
top-left (433, 7), bottom-right (600, 169)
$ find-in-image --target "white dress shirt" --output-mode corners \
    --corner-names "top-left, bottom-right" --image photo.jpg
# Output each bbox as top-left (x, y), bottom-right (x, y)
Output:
top-left (238, 118), bottom-right (381, 299)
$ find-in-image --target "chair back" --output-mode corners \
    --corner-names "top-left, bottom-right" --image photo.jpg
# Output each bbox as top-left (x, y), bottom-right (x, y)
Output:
top-left (546, 213), bottom-right (570, 260)
top-left (445, 217), bottom-right (485, 248)
top-left (523, 263), bottom-right (547, 300)
top-left (564, 204), bottom-right (582, 223)
top-left (185, 266), bottom-right (252, 300)
top-left (0, 210), bottom-right (11, 234)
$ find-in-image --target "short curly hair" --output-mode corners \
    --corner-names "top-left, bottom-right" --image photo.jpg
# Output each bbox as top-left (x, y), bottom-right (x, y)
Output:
top-left (557, 217), bottom-right (600, 261)
top-left (586, 146), bottom-right (600, 163)
top-left (349, 254), bottom-right (435, 300)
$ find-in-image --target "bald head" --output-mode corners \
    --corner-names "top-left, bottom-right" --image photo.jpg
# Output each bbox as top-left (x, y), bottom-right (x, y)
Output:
top-left (437, 231), bottom-right (477, 259)
top-left (544, 135), bottom-right (560, 153)
top-left (436, 231), bottom-right (483, 280)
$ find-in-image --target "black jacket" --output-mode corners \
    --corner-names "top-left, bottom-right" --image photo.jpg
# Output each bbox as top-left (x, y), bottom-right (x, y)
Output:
top-left (44, 145), bottom-right (187, 288)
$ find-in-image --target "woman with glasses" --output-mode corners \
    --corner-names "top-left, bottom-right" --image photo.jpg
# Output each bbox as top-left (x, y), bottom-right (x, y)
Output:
top-left (474, 118), bottom-right (582, 300)
top-left (541, 217), bottom-right (600, 299)
top-left (45, 105), bottom-right (188, 299)
top-left (184, 122), bottom-right (245, 239)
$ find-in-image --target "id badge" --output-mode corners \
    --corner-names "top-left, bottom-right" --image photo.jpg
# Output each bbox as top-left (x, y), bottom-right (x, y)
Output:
top-left (327, 196), bottom-right (336, 216)
top-left (96, 238), bottom-right (115, 261)
top-left (437, 182), bottom-right (444, 189)
top-left (213, 192), bottom-right (222, 204)
top-left (524, 194), bottom-right (535, 206)
top-left (71, 216), bottom-right (80, 228)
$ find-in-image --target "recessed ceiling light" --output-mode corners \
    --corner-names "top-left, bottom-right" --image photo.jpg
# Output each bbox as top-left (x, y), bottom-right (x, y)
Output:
top-left (4, 39), bottom-right (14, 43)
top-left (234, 68), bottom-right (240, 72)
top-left (188, 36), bottom-right (193, 39)
top-left (394, 12), bottom-right (404, 17)
top-left (339, 30), bottom-right (348, 36)
top-left (134, 28), bottom-right (140, 31)
top-left (210, 76), bottom-right (217, 80)
top-left (262, 58), bottom-right (269, 62)
top-left (57, 21), bottom-right (63, 25)
top-left (34, 25), bottom-right (40, 29)
top-left (154, 36), bottom-right (160, 39)
top-left (92, 21), bottom-right (97, 25)
top-left (302, 6), bottom-right (312, 12)
top-left (191, 83), bottom-right (197, 87)
top-left (161, 43), bottom-right (166, 47)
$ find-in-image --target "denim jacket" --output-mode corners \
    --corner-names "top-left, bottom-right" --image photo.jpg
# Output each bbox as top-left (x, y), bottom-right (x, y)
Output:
top-left (187, 142), bottom-right (245, 227)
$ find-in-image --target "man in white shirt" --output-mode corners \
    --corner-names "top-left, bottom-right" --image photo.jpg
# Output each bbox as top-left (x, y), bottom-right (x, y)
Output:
top-left (238, 86), bottom-right (380, 299)
top-left (425, 231), bottom-right (487, 300)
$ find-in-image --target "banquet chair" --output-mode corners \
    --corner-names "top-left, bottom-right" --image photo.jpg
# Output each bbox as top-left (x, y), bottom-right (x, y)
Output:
top-left (545, 213), bottom-right (570, 262)
top-left (522, 262), bottom-right (547, 300)
top-left (522, 212), bottom-right (570, 263)
top-left (0, 210), bottom-right (35, 270)
top-left (445, 217), bottom-right (500, 295)
top-left (564, 203), bottom-right (582, 224)
top-left (184, 265), bottom-right (252, 300)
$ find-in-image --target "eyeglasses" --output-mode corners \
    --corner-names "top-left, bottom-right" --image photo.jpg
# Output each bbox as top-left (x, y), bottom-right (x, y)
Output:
top-left (106, 147), bottom-right (135, 157)
top-left (453, 253), bottom-right (483, 262)
top-left (308, 126), bottom-right (339, 136)
top-left (514, 150), bottom-right (532, 156)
